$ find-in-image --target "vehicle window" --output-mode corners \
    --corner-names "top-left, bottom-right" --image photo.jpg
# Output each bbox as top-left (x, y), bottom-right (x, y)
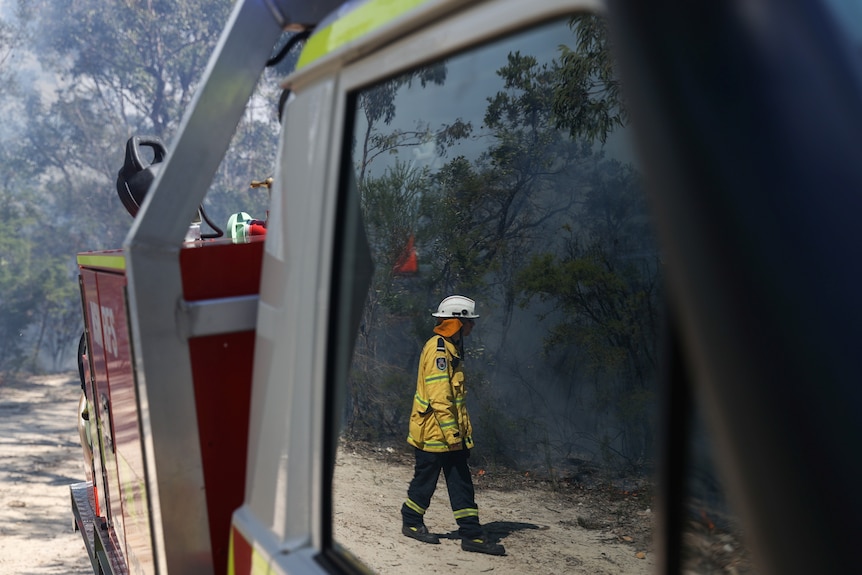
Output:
top-left (328, 14), bottom-right (754, 574)
top-left (823, 0), bottom-right (862, 48)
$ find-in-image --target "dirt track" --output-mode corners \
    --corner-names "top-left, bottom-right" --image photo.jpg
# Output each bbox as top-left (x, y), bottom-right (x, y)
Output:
top-left (0, 373), bottom-right (92, 575)
top-left (333, 444), bottom-right (655, 574)
top-left (0, 373), bottom-right (657, 575)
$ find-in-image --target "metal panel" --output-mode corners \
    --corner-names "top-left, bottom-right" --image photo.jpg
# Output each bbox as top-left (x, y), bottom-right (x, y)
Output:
top-left (85, 271), bottom-right (128, 561)
top-left (70, 482), bottom-right (100, 573)
top-left (79, 269), bottom-right (111, 526)
top-left (285, 0), bottom-right (601, 92)
top-left (336, 0), bottom-right (600, 93)
top-left (606, 0), bottom-right (862, 573)
top-left (120, 0), bottom-right (335, 571)
top-left (178, 295), bottom-right (259, 339)
top-left (243, 74), bottom-right (339, 547)
top-left (72, 481), bottom-right (129, 575)
top-left (238, 2), bottom-right (606, 574)
top-left (98, 271), bottom-right (154, 575)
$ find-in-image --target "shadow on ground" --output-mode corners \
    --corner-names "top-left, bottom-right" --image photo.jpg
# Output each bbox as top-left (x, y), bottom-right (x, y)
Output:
top-left (440, 520), bottom-right (549, 543)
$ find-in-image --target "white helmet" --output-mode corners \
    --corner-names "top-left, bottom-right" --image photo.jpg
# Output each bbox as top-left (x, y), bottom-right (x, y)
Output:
top-left (432, 295), bottom-right (479, 319)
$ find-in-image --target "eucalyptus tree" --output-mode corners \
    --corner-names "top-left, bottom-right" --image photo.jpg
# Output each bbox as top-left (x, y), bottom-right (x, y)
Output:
top-left (16, 0), bottom-right (227, 248)
top-left (18, 0), bottom-right (287, 247)
top-left (0, 11), bottom-right (41, 371)
top-left (510, 16), bottom-right (659, 464)
top-left (336, 15), bottom-right (656, 464)
top-left (5, 0), bottom-right (287, 371)
top-left (0, 14), bottom-right (19, 98)
top-left (360, 15), bottom-right (656, 464)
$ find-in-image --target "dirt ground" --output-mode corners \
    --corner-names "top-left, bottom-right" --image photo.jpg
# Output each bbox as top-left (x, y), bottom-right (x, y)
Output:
top-left (0, 373), bottom-right (93, 575)
top-left (333, 442), bottom-right (656, 575)
top-left (0, 372), bottom-right (751, 575)
top-left (0, 372), bottom-right (653, 575)
top-left (332, 442), bottom-right (759, 575)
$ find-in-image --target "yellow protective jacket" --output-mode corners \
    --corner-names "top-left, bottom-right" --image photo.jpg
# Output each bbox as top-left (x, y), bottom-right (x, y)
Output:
top-left (407, 334), bottom-right (474, 452)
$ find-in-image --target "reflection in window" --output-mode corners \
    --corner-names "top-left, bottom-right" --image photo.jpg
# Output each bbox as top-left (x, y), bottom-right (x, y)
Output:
top-left (329, 15), bottom-right (752, 574)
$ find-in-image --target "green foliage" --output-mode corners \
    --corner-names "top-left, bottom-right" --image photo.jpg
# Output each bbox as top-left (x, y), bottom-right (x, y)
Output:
top-left (0, 13), bottom-right (22, 100)
top-left (22, 0), bottom-right (230, 134)
top-left (553, 15), bottom-right (628, 143)
top-left (344, 63), bottom-right (475, 439)
top-left (0, 231), bottom-right (37, 372)
top-left (28, 255), bottom-right (82, 372)
top-left (411, 47), bottom-right (613, 386)
top-left (343, 358), bottom-right (413, 442)
top-left (444, 31), bottom-right (652, 461)
top-left (0, 0), bottom-right (289, 371)
top-left (0, 182), bottom-right (80, 373)
top-left (14, 0), bottom-right (240, 250)
top-left (516, 217), bottom-right (661, 461)
top-left (354, 62), bottom-right (460, 182)
top-left (419, 51), bottom-right (597, 296)
top-left (346, 158), bottom-right (439, 437)
top-left (204, 93), bottom-right (282, 229)
top-left (342, 16), bottom-right (659, 469)
top-left (361, 161), bottom-right (426, 270)
top-left (418, 156), bottom-right (497, 293)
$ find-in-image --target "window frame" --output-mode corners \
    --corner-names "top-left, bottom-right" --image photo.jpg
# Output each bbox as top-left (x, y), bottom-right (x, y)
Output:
top-left (318, 0), bottom-right (607, 571)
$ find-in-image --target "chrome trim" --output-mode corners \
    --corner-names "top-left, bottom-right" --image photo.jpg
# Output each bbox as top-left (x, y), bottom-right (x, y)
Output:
top-left (178, 295), bottom-right (259, 339)
top-left (122, 0), bottom-right (301, 572)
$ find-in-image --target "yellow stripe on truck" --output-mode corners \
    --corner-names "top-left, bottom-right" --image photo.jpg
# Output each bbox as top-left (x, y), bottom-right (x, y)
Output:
top-left (77, 251), bottom-right (126, 271)
top-left (228, 529), bottom-right (236, 575)
top-left (297, 0), bottom-right (429, 69)
top-left (251, 549), bottom-right (270, 575)
top-left (229, 526), bottom-right (274, 575)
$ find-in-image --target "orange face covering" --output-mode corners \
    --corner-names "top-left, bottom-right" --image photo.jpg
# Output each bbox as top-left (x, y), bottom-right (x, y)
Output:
top-left (433, 318), bottom-right (462, 338)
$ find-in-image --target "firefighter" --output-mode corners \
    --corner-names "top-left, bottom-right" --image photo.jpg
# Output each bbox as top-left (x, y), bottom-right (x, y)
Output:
top-left (400, 295), bottom-right (506, 556)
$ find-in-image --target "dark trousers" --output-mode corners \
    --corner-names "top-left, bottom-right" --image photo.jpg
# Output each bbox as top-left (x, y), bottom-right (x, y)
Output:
top-left (401, 447), bottom-right (482, 538)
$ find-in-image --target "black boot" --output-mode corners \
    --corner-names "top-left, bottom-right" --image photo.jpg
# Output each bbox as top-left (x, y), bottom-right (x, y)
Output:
top-left (402, 524), bottom-right (440, 544)
top-left (461, 536), bottom-right (505, 556)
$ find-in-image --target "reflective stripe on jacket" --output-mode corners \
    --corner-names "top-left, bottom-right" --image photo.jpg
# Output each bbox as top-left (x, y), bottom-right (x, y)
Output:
top-left (407, 335), bottom-right (474, 452)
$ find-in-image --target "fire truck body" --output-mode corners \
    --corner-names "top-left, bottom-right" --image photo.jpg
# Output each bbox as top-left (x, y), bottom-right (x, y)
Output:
top-left (232, 2), bottom-right (603, 574)
top-left (75, 239), bottom-right (264, 574)
top-left (76, 1), bottom-right (600, 572)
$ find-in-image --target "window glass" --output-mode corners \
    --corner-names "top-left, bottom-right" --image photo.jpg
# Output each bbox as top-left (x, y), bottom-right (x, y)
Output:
top-left (823, 0), bottom-right (862, 47)
top-left (329, 14), bottom-right (754, 574)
